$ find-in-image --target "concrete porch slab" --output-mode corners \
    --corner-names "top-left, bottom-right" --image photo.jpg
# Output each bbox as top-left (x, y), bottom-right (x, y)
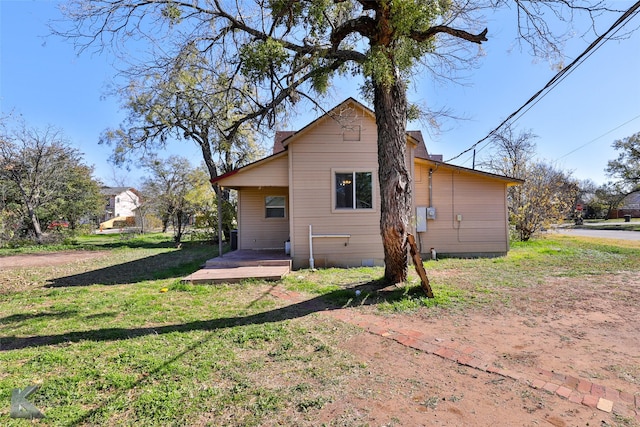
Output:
top-left (182, 265), bottom-right (290, 284)
top-left (182, 250), bottom-right (292, 284)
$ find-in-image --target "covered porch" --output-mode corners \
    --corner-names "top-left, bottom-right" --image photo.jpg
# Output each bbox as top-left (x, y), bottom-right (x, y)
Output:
top-left (182, 250), bottom-right (291, 284)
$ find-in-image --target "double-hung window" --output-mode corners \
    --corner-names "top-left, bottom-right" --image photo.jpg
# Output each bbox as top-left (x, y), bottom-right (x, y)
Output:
top-left (265, 196), bottom-right (286, 218)
top-left (335, 172), bottom-right (373, 210)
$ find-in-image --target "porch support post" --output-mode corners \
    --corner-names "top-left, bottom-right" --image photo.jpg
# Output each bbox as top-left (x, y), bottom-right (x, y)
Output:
top-left (217, 185), bottom-right (223, 257)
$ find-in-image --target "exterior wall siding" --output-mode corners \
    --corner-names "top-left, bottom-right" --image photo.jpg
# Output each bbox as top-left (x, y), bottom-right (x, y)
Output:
top-left (220, 154), bottom-right (288, 187)
top-left (413, 164), bottom-right (509, 256)
top-left (288, 102), bottom-right (386, 268)
top-left (216, 99), bottom-right (518, 269)
top-left (238, 187), bottom-right (289, 251)
top-left (115, 190), bottom-right (139, 218)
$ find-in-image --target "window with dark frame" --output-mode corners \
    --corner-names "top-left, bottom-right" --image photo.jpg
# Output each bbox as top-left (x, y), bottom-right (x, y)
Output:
top-left (335, 172), bottom-right (372, 209)
top-left (265, 196), bottom-right (286, 218)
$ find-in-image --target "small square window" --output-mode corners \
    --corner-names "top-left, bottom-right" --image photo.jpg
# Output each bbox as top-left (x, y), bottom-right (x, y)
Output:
top-left (265, 196), bottom-right (286, 218)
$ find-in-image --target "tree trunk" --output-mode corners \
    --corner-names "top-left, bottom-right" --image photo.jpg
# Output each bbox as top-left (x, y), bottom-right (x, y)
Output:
top-left (26, 203), bottom-right (43, 243)
top-left (14, 181), bottom-right (44, 243)
top-left (373, 74), bottom-right (411, 284)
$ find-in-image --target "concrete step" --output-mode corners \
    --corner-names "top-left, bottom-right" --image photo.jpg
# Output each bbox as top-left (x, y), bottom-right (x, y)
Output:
top-left (204, 258), bottom-right (292, 268)
top-left (182, 265), bottom-right (290, 285)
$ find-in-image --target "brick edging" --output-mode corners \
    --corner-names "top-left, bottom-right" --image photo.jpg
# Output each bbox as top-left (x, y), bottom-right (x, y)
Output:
top-left (268, 289), bottom-right (640, 422)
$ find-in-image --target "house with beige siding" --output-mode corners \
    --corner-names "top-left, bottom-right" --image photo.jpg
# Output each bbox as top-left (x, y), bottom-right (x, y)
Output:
top-left (213, 98), bottom-right (522, 269)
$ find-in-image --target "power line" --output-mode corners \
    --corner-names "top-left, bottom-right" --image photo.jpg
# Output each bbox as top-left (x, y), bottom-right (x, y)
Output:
top-left (446, 1), bottom-right (640, 163)
top-left (556, 113), bottom-right (640, 160)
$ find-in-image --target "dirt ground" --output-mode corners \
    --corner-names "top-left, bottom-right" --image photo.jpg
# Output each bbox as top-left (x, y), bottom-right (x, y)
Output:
top-left (2, 251), bottom-right (639, 426)
top-left (0, 250), bottom-right (109, 268)
top-left (282, 270), bottom-right (640, 427)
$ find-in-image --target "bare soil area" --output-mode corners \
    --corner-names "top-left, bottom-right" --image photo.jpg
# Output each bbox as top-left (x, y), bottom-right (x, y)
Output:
top-left (0, 250), bottom-right (110, 268)
top-left (293, 270), bottom-right (640, 426)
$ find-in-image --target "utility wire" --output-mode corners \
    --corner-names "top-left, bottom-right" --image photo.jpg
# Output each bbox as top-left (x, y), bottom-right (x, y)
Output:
top-left (556, 113), bottom-right (640, 160)
top-left (446, 1), bottom-right (640, 163)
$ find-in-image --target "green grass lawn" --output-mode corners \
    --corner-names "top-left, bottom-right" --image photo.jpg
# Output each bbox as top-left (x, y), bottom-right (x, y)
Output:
top-left (1, 233), bottom-right (639, 425)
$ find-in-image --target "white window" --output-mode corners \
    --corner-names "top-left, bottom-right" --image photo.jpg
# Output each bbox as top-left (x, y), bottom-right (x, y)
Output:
top-left (335, 171), bottom-right (373, 209)
top-left (265, 196), bottom-right (286, 218)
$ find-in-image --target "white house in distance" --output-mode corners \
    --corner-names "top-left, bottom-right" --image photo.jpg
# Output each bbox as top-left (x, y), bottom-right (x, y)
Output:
top-left (100, 187), bottom-right (141, 222)
top-left (212, 98), bottom-right (523, 269)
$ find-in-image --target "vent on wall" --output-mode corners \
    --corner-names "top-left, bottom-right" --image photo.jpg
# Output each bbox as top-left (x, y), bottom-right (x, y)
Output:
top-left (342, 125), bottom-right (361, 141)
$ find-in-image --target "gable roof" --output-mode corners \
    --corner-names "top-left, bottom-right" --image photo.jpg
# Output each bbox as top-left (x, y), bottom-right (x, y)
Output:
top-left (273, 98), bottom-right (430, 156)
top-left (213, 97), bottom-right (521, 187)
top-left (621, 191), bottom-right (640, 208)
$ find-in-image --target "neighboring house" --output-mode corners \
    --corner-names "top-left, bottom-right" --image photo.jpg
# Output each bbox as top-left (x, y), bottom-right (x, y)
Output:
top-left (100, 187), bottom-right (141, 222)
top-left (610, 191), bottom-right (640, 219)
top-left (212, 98), bottom-right (522, 269)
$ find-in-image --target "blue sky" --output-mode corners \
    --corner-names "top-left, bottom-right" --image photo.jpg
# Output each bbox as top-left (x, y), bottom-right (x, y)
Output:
top-left (2, 0), bottom-right (639, 186)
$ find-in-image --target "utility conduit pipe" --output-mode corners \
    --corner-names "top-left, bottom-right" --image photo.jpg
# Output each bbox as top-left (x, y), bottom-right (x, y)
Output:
top-left (309, 224), bottom-right (351, 269)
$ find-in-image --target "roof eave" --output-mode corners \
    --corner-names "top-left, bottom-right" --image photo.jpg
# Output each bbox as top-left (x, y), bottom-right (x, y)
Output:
top-left (416, 158), bottom-right (524, 185)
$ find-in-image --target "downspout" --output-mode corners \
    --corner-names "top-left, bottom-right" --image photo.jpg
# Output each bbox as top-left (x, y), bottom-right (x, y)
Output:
top-left (429, 168), bottom-right (433, 207)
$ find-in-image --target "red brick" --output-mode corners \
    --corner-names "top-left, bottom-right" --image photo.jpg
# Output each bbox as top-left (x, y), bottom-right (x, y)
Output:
top-left (434, 346), bottom-right (457, 360)
top-left (471, 349), bottom-right (487, 359)
top-left (577, 380), bottom-right (592, 394)
top-left (368, 325), bottom-right (390, 336)
top-left (413, 341), bottom-right (439, 354)
top-left (538, 369), bottom-right (554, 379)
top-left (591, 383), bottom-right (605, 398)
top-left (457, 354), bottom-right (475, 366)
top-left (446, 340), bottom-right (462, 350)
top-left (553, 372), bottom-right (567, 383)
top-left (500, 369), bottom-right (521, 381)
top-left (582, 394), bottom-right (599, 408)
top-left (486, 365), bottom-right (501, 374)
top-left (496, 368), bottom-right (522, 381)
top-left (328, 311), bottom-right (347, 321)
top-left (543, 382), bottom-right (560, 394)
top-left (531, 379), bottom-right (546, 389)
top-left (396, 328), bottom-right (426, 340)
top-left (612, 402), bottom-right (634, 418)
top-left (466, 358), bottom-right (490, 371)
top-left (563, 375), bottom-right (580, 389)
top-left (556, 386), bottom-right (573, 399)
top-left (460, 345), bottom-right (477, 355)
top-left (619, 391), bottom-right (634, 404)
top-left (394, 335), bottom-right (419, 348)
top-left (569, 391), bottom-right (583, 404)
top-left (604, 387), bottom-right (620, 401)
